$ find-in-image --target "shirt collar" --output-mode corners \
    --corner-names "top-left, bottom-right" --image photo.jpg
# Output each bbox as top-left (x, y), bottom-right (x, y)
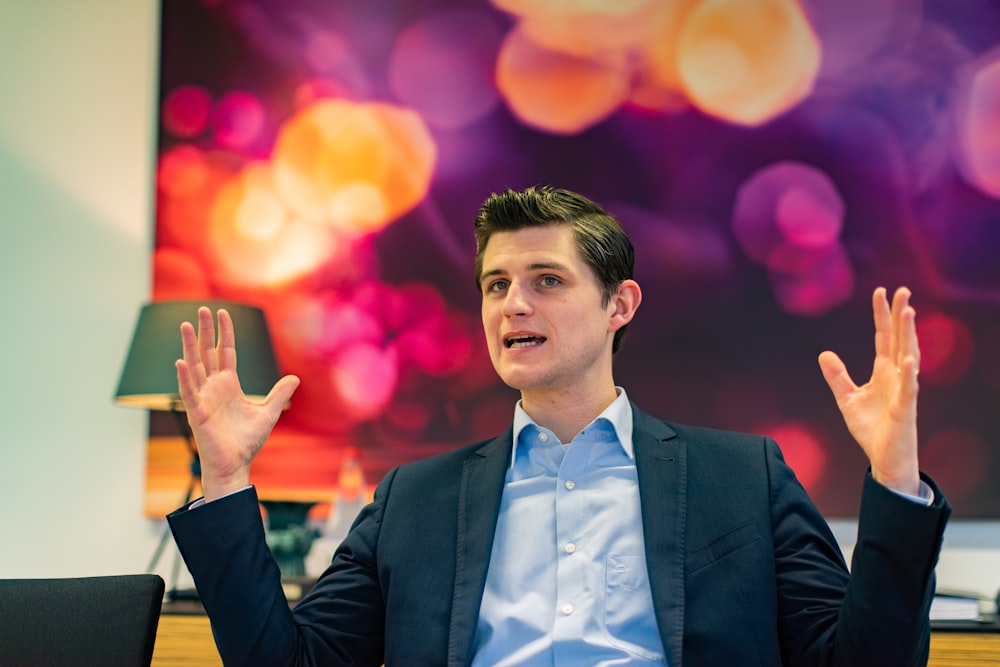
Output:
top-left (510, 387), bottom-right (634, 467)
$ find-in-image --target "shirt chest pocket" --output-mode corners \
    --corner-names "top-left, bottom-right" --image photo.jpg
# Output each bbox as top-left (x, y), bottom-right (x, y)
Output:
top-left (604, 554), bottom-right (666, 662)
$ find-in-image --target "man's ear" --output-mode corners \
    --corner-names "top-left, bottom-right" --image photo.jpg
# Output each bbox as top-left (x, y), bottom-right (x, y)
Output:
top-left (609, 279), bottom-right (642, 332)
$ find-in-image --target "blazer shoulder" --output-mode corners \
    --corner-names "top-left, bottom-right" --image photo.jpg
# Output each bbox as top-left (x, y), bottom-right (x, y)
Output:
top-left (388, 429), bottom-right (512, 481)
top-left (633, 404), bottom-right (767, 446)
top-left (632, 404), bottom-right (774, 464)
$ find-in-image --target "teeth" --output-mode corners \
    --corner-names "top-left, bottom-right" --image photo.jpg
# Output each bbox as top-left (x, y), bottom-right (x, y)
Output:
top-left (506, 335), bottom-right (543, 349)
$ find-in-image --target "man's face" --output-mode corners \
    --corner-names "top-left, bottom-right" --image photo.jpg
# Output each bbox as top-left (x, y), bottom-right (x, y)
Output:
top-left (479, 225), bottom-right (618, 395)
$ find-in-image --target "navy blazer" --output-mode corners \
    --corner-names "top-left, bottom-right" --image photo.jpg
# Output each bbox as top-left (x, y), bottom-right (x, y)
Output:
top-left (169, 404), bottom-right (950, 666)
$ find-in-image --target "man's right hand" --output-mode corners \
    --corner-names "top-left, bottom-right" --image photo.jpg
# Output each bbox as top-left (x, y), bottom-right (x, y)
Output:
top-left (176, 307), bottom-right (300, 502)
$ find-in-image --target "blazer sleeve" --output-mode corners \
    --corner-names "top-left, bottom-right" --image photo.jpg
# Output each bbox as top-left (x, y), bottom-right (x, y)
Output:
top-left (768, 439), bottom-right (950, 667)
top-left (168, 473), bottom-right (396, 667)
top-left (836, 472), bottom-right (949, 666)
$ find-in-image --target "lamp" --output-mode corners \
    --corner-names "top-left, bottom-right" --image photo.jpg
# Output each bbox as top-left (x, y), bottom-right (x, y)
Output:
top-left (115, 301), bottom-right (281, 598)
top-left (115, 301), bottom-right (280, 411)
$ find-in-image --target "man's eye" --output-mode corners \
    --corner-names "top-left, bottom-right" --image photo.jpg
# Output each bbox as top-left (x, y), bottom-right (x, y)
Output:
top-left (489, 280), bottom-right (509, 292)
top-left (541, 276), bottom-right (560, 287)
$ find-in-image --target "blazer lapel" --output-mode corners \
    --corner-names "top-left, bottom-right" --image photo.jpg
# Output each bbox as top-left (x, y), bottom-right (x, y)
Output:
top-left (447, 431), bottom-right (512, 667)
top-left (633, 406), bottom-right (687, 667)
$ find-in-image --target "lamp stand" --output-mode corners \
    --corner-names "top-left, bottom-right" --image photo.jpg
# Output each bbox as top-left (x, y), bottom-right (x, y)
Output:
top-left (145, 408), bottom-right (201, 602)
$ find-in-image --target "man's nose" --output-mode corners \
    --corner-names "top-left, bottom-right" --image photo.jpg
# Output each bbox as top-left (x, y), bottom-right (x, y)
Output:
top-left (501, 282), bottom-right (532, 318)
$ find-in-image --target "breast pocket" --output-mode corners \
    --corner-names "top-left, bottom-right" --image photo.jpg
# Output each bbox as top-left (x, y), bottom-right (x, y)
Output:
top-left (687, 521), bottom-right (762, 575)
top-left (604, 554), bottom-right (666, 662)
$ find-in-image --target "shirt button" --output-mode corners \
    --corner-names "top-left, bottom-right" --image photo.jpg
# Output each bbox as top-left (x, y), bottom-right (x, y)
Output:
top-left (562, 604), bottom-right (574, 615)
top-left (538, 432), bottom-right (549, 442)
top-left (564, 543), bottom-right (576, 554)
top-left (564, 480), bottom-right (575, 490)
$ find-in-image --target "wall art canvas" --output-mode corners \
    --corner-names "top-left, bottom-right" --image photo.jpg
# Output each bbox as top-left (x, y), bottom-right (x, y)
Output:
top-left (149, 0), bottom-right (1000, 523)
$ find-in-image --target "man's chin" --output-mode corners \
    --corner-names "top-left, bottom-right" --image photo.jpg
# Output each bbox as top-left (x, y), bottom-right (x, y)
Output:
top-left (496, 368), bottom-right (552, 394)
top-left (496, 366), bottom-right (528, 390)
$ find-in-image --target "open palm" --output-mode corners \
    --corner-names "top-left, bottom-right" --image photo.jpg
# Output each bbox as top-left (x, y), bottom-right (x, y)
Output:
top-left (175, 307), bottom-right (300, 502)
top-left (817, 287), bottom-right (921, 496)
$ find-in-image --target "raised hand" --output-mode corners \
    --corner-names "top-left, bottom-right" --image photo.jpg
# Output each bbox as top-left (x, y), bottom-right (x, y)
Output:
top-left (175, 307), bottom-right (300, 502)
top-left (817, 287), bottom-right (921, 496)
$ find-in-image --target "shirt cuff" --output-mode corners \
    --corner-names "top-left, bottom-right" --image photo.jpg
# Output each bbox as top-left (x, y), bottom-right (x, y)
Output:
top-left (187, 485), bottom-right (254, 509)
top-left (887, 479), bottom-right (934, 506)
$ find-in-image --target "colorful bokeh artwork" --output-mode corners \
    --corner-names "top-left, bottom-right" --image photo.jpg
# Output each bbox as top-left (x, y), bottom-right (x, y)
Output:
top-left (151, 0), bottom-right (1000, 519)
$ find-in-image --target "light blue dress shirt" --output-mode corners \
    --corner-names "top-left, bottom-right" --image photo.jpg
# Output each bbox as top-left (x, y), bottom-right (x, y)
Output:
top-left (471, 389), bottom-right (667, 666)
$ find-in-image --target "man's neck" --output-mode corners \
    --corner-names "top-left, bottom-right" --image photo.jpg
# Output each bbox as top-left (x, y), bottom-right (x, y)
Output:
top-left (520, 384), bottom-right (620, 444)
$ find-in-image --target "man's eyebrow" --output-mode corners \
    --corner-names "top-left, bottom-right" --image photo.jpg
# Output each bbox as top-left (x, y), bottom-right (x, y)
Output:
top-left (479, 268), bottom-right (506, 283)
top-left (526, 261), bottom-right (571, 273)
top-left (480, 261), bottom-right (570, 283)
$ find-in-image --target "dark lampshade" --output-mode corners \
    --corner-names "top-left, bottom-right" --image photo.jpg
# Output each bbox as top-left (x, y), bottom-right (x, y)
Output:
top-left (114, 301), bottom-right (281, 411)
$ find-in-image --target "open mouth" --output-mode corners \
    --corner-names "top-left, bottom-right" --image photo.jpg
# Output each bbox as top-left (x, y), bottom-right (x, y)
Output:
top-left (504, 334), bottom-right (547, 349)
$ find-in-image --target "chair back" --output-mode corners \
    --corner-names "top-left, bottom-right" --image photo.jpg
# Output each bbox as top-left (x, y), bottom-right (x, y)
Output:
top-left (0, 574), bottom-right (165, 667)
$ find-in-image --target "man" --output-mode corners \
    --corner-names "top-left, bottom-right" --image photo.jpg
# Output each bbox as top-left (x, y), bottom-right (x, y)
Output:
top-left (168, 186), bottom-right (950, 666)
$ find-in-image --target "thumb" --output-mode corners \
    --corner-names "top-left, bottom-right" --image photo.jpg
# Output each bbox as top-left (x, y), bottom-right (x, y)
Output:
top-left (265, 374), bottom-right (301, 410)
top-left (817, 351), bottom-right (856, 404)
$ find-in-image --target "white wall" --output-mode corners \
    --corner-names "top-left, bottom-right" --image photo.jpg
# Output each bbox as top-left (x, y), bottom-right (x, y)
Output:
top-left (0, 0), bottom-right (167, 580)
top-left (0, 0), bottom-right (997, 603)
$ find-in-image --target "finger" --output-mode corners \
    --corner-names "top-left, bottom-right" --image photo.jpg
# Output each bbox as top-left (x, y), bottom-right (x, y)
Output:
top-left (892, 335), bottom-right (920, 426)
top-left (175, 358), bottom-right (201, 411)
top-left (891, 287), bottom-right (919, 372)
top-left (179, 320), bottom-right (207, 386)
top-left (198, 307), bottom-right (218, 374)
top-left (216, 309), bottom-right (237, 372)
top-left (872, 286), bottom-right (891, 363)
top-left (903, 306), bottom-right (920, 371)
top-left (889, 287), bottom-right (906, 366)
top-left (818, 350), bottom-right (857, 406)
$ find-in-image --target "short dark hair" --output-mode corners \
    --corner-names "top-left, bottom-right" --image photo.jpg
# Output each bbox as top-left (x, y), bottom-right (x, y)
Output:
top-left (474, 186), bottom-right (635, 353)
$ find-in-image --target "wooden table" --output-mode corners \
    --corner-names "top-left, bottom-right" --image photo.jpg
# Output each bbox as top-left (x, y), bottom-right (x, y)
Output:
top-left (153, 613), bottom-right (221, 667)
top-left (152, 611), bottom-right (1000, 666)
top-left (929, 623), bottom-right (1000, 666)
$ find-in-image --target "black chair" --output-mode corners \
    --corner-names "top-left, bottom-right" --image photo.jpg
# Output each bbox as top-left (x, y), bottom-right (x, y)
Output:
top-left (0, 574), bottom-right (165, 667)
